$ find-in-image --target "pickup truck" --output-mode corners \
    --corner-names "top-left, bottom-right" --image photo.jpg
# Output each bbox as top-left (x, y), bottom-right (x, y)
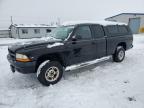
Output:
top-left (7, 21), bottom-right (133, 86)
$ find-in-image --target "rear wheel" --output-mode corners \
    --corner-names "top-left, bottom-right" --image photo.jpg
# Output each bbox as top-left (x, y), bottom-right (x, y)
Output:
top-left (113, 46), bottom-right (125, 62)
top-left (37, 61), bottom-right (63, 86)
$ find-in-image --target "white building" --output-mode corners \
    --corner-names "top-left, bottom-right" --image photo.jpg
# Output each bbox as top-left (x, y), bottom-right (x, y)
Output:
top-left (9, 24), bottom-right (56, 39)
top-left (105, 13), bottom-right (144, 34)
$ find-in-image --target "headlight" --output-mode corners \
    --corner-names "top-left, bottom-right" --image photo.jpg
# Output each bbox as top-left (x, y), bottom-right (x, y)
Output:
top-left (16, 53), bottom-right (32, 62)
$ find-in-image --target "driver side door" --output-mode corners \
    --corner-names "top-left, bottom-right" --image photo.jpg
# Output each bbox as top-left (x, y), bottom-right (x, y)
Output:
top-left (66, 25), bottom-right (96, 65)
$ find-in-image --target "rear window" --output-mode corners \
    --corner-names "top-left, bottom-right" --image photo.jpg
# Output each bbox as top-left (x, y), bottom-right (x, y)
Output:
top-left (91, 25), bottom-right (104, 38)
top-left (107, 25), bottom-right (129, 36)
top-left (118, 26), bottom-right (128, 34)
top-left (107, 25), bottom-right (118, 34)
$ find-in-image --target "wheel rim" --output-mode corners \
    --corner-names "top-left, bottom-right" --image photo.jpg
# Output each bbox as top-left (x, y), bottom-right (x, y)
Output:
top-left (118, 50), bottom-right (124, 60)
top-left (45, 66), bottom-right (60, 82)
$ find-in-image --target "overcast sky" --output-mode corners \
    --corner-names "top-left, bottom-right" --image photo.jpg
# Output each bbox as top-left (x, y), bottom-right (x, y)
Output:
top-left (0, 0), bottom-right (144, 28)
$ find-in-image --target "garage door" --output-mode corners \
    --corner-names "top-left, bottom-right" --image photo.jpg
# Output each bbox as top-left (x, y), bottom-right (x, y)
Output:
top-left (129, 18), bottom-right (140, 34)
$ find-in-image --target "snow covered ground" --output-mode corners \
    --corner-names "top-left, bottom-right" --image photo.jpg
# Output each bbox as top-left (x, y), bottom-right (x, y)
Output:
top-left (0, 34), bottom-right (144, 108)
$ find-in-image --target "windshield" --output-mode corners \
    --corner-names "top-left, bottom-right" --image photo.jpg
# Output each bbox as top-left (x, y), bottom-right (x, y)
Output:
top-left (48, 26), bottom-right (74, 40)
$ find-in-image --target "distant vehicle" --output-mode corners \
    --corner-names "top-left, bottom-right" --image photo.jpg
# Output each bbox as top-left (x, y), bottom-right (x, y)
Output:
top-left (7, 21), bottom-right (133, 86)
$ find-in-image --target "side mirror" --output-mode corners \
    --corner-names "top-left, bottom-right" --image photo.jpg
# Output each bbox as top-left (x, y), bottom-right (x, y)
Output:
top-left (72, 35), bottom-right (82, 41)
top-left (72, 36), bottom-right (77, 41)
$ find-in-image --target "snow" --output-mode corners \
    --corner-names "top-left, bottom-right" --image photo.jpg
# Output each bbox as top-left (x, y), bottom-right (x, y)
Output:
top-left (0, 37), bottom-right (60, 46)
top-left (41, 36), bottom-right (61, 41)
top-left (0, 34), bottom-right (144, 108)
top-left (62, 20), bottom-right (127, 26)
top-left (47, 42), bottom-right (64, 48)
top-left (0, 38), bottom-right (33, 46)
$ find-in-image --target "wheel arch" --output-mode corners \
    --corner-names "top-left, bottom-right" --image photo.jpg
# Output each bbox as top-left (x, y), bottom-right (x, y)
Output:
top-left (35, 53), bottom-right (66, 72)
top-left (117, 42), bottom-right (127, 50)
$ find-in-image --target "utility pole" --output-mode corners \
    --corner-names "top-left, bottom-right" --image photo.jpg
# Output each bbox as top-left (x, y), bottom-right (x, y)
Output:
top-left (10, 16), bottom-right (13, 25)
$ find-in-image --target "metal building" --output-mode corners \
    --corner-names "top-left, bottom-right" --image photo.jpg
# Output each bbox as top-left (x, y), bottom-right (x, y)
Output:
top-left (9, 24), bottom-right (56, 39)
top-left (105, 13), bottom-right (144, 34)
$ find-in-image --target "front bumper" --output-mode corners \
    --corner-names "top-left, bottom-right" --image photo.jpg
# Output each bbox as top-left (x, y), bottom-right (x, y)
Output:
top-left (7, 54), bottom-right (36, 74)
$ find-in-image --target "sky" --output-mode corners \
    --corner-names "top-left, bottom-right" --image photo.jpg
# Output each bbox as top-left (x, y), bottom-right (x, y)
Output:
top-left (0, 0), bottom-right (144, 29)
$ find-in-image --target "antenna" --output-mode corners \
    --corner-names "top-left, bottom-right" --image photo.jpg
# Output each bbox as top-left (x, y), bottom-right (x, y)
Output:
top-left (11, 16), bottom-right (13, 25)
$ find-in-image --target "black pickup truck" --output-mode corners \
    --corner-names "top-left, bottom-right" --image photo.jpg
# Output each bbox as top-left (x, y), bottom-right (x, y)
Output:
top-left (7, 21), bottom-right (133, 86)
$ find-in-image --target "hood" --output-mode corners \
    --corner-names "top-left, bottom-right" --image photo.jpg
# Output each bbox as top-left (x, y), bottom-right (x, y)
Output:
top-left (8, 38), bottom-right (62, 52)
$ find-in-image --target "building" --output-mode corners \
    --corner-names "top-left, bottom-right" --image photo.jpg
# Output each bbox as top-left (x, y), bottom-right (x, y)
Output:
top-left (9, 24), bottom-right (56, 39)
top-left (0, 29), bottom-right (10, 38)
top-left (105, 13), bottom-right (144, 34)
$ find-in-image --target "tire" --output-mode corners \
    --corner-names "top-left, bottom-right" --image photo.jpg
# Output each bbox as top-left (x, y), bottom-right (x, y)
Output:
top-left (113, 46), bottom-right (125, 62)
top-left (37, 60), bottom-right (63, 86)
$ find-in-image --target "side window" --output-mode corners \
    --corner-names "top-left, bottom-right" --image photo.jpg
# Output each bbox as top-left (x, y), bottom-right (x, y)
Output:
top-left (22, 29), bottom-right (28, 34)
top-left (34, 29), bottom-right (40, 34)
top-left (74, 26), bottom-right (92, 40)
top-left (91, 25), bottom-right (104, 38)
top-left (118, 26), bottom-right (128, 34)
top-left (46, 29), bottom-right (51, 33)
top-left (107, 25), bottom-right (119, 34)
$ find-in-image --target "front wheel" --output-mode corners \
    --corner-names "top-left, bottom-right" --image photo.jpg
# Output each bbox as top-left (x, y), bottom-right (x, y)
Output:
top-left (37, 61), bottom-right (63, 86)
top-left (113, 46), bottom-right (125, 62)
